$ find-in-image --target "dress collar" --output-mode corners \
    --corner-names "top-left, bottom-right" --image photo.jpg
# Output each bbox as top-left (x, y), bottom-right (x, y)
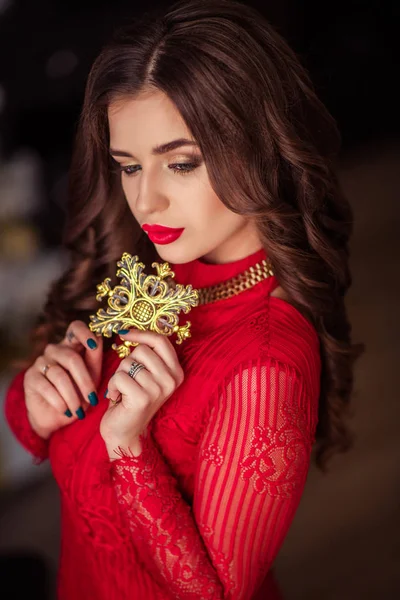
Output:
top-left (170, 246), bottom-right (268, 289)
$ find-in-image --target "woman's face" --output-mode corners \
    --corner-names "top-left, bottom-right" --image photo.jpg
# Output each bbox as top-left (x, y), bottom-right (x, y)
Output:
top-left (108, 89), bottom-right (261, 264)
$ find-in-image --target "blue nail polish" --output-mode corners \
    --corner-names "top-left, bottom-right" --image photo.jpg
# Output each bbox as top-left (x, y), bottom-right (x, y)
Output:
top-left (87, 338), bottom-right (97, 349)
top-left (118, 329), bottom-right (130, 335)
top-left (76, 407), bottom-right (85, 420)
top-left (64, 409), bottom-right (73, 418)
top-left (88, 392), bottom-right (98, 406)
top-left (104, 388), bottom-right (108, 398)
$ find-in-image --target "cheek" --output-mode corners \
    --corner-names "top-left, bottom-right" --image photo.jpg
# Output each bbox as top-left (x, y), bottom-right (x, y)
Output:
top-left (189, 181), bottom-right (228, 220)
top-left (121, 177), bottom-right (132, 194)
top-left (194, 197), bottom-right (246, 236)
top-left (201, 195), bottom-right (232, 223)
top-left (181, 196), bottom-right (222, 228)
top-left (121, 179), bottom-right (137, 208)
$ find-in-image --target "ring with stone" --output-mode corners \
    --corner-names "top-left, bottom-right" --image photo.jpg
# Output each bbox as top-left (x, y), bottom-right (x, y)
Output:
top-left (128, 361), bottom-right (146, 380)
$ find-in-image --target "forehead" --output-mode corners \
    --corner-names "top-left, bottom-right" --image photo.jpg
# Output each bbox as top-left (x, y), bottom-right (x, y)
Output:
top-left (108, 90), bottom-right (189, 143)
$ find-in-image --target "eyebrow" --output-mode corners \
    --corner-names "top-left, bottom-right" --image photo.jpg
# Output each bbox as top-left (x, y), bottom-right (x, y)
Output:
top-left (109, 138), bottom-right (199, 158)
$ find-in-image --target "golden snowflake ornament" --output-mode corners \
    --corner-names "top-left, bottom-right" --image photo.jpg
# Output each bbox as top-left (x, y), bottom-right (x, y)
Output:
top-left (88, 253), bottom-right (199, 357)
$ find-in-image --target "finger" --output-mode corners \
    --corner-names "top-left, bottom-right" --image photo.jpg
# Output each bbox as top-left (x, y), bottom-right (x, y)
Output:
top-left (118, 346), bottom-right (176, 394)
top-left (27, 367), bottom-right (82, 420)
top-left (107, 369), bottom-right (160, 409)
top-left (117, 346), bottom-right (165, 377)
top-left (38, 361), bottom-right (88, 419)
top-left (62, 320), bottom-right (99, 350)
top-left (118, 329), bottom-right (183, 380)
top-left (43, 344), bottom-right (99, 408)
top-left (62, 320), bottom-right (103, 387)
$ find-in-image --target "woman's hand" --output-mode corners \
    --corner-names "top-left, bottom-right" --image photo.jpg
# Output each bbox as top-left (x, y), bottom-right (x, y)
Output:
top-left (100, 329), bottom-right (184, 459)
top-left (24, 320), bottom-right (103, 440)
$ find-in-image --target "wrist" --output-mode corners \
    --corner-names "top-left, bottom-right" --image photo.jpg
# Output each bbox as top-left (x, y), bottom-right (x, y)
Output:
top-left (105, 437), bottom-right (144, 461)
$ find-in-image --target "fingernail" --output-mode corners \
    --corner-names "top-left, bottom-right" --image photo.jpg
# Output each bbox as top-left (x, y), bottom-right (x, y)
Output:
top-left (76, 407), bottom-right (85, 420)
top-left (104, 388), bottom-right (108, 398)
top-left (87, 338), bottom-right (97, 349)
top-left (88, 392), bottom-right (98, 406)
top-left (64, 409), bottom-right (73, 418)
top-left (117, 329), bottom-right (130, 335)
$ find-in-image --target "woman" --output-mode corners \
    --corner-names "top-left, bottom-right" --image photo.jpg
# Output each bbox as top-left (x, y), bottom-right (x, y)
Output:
top-left (4, 0), bottom-right (364, 598)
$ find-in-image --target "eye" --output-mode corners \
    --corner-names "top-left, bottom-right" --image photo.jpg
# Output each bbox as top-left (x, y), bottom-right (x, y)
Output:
top-left (114, 156), bottom-right (203, 178)
top-left (119, 163), bottom-right (200, 177)
top-left (169, 161), bottom-right (201, 175)
top-left (120, 165), bottom-right (140, 176)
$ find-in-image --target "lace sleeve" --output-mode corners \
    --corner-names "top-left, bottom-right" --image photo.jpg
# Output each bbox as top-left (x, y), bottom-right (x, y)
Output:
top-left (109, 357), bottom-right (318, 599)
top-left (4, 369), bottom-right (49, 464)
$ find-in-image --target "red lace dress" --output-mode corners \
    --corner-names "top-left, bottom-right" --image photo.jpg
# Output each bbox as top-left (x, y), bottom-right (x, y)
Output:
top-left (4, 247), bottom-right (321, 600)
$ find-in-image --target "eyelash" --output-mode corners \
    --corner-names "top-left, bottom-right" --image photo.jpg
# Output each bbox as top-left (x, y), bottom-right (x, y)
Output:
top-left (116, 160), bottom-right (201, 177)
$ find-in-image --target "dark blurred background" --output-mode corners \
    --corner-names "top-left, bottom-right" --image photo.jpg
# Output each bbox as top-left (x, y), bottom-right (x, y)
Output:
top-left (0, 0), bottom-right (399, 598)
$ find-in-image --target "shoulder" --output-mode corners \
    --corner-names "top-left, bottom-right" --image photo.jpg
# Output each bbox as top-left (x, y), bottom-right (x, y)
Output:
top-left (237, 291), bottom-right (321, 399)
top-left (269, 293), bottom-right (319, 353)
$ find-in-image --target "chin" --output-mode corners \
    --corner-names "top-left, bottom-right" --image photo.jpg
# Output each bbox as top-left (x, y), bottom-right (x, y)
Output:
top-left (152, 243), bottom-right (189, 264)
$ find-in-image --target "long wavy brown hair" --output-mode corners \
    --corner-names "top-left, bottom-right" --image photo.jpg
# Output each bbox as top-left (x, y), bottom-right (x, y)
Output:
top-left (23, 0), bottom-right (364, 471)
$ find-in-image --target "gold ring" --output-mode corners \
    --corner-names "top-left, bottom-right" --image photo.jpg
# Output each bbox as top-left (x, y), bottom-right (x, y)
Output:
top-left (109, 393), bottom-right (122, 406)
top-left (42, 364), bottom-right (53, 377)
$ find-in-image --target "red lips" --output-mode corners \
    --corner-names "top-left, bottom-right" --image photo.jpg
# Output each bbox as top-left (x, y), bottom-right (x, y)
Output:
top-left (142, 224), bottom-right (183, 233)
top-left (141, 224), bottom-right (185, 245)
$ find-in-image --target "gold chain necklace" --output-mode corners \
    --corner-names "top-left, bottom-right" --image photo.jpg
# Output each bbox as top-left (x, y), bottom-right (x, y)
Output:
top-left (196, 258), bottom-right (274, 305)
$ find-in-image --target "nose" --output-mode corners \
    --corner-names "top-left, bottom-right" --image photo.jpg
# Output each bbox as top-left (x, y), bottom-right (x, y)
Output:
top-left (134, 168), bottom-right (169, 217)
